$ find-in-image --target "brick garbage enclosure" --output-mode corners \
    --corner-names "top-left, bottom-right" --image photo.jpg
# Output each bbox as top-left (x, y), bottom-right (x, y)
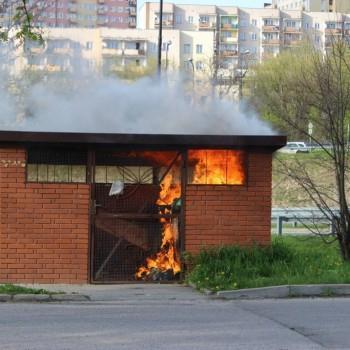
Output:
top-left (0, 131), bottom-right (286, 284)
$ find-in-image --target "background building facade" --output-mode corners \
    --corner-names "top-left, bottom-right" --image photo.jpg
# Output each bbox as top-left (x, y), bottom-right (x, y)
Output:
top-left (0, 0), bottom-right (137, 29)
top-left (272, 0), bottom-right (350, 12)
top-left (141, 3), bottom-right (350, 64)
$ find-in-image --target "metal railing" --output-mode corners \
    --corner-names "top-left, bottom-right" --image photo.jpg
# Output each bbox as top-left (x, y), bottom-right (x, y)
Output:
top-left (271, 207), bottom-right (339, 235)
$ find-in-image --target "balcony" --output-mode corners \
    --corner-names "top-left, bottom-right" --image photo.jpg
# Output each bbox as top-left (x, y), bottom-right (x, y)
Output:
top-left (97, 8), bottom-right (106, 15)
top-left (124, 49), bottom-right (146, 56)
top-left (27, 47), bottom-right (44, 54)
top-left (220, 23), bottom-right (238, 30)
top-left (129, 6), bottom-right (136, 16)
top-left (262, 38), bottom-right (280, 45)
top-left (221, 50), bottom-right (238, 57)
top-left (154, 19), bottom-right (174, 28)
top-left (68, 6), bottom-right (77, 13)
top-left (129, 0), bottom-right (136, 5)
top-left (262, 25), bottom-right (280, 32)
top-left (53, 47), bottom-right (72, 54)
top-left (102, 48), bottom-right (123, 56)
top-left (220, 35), bottom-right (238, 43)
top-left (68, 18), bottom-right (77, 25)
top-left (97, 18), bottom-right (108, 26)
top-left (284, 39), bottom-right (301, 46)
top-left (129, 21), bottom-right (136, 28)
top-left (199, 21), bottom-right (216, 29)
top-left (284, 26), bottom-right (302, 33)
top-left (325, 28), bottom-right (342, 35)
top-left (344, 29), bottom-right (350, 36)
top-left (98, 0), bottom-right (105, 3)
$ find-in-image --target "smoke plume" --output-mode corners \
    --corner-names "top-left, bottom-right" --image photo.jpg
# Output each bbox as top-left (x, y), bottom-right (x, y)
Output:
top-left (0, 65), bottom-right (274, 135)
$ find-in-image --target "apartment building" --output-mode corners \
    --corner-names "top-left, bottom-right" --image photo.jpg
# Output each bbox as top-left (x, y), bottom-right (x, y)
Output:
top-left (2, 27), bottom-right (214, 78)
top-left (272, 0), bottom-right (350, 12)
top-left (0, 0), bottom-right (137, 29)
top-left (141, 2), bottom-right (350, 65)
top-left (140, 3), bottom-right (239, 73)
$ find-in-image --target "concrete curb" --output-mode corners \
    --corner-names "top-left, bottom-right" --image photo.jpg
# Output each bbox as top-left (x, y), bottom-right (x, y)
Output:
top-left (215, 284), bottom-right (350, 300)
top-left (0, 293), bottom-right (90, 303)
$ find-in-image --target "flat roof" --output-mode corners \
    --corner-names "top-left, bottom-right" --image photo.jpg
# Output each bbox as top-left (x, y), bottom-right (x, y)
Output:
top-left (0, 130), bottom-right (286, 151)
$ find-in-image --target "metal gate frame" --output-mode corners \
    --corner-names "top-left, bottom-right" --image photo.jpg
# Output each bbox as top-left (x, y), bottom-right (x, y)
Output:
top-left (87, 148), bottom-right (187, 284)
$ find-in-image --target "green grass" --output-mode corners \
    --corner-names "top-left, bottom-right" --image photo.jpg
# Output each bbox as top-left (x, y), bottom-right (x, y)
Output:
top-left (186, 236), bottom-right (350, 292)
top-left (0, 284), bottom-right (54, 295)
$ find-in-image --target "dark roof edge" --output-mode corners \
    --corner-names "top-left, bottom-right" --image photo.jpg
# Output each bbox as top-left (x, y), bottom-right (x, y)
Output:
top-left (0, 131), bottom-right (287, 150)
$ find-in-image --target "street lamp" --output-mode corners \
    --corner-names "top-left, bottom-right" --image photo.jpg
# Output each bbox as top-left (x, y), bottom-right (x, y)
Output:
top-left (165, 40), bottom-right (172, 71)
top-left (187, 58), bottom-right (195, 103)
top-left (238, 49), bottom-right (250, 100)
top-left (157, 0), bottom-right (164, 77)
top-left (187, 58), bottom-right (195, 74)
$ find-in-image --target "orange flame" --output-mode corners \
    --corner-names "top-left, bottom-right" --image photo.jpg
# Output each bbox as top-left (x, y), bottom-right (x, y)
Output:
top-left (136, 170), bottom-right (181, 280)
top-left (135, 150), bottom-right (245, 280)
top-left (189, 150), bottom-right (245, 185)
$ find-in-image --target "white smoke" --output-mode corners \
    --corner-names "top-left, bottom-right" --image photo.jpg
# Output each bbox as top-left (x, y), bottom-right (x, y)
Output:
top-left (0, 62), bottom-right (274, 136)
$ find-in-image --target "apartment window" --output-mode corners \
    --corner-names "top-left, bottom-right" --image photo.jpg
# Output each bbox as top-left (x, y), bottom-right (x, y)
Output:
top-left (221, 31), bottom-right (232, 38)
top-left (252, 19), bottom-right (257, 26)
top-left (104, 40), bottom-right (121, 49)
top-left (240, 19), bottom-right (248, 27)
top-left (315, 23), bottom-right (320, 29)
top-left (196, 61), bottom-right (204, 70)
top-left (184, 43), bottom-right (191, 54)
top-left (239, 32), bottom-right (246, 40)
top-left (184, 60), bottom-right (193, 71)
top-left (304, 22), bottom-right (309, 29)
top-left (251, 33), bottom-right (257, 40)
top-left (188, 16), bottom-right (193, 24)
top-left (175, 14), bottom-right (182, 24)
top-left (200, 15), bottom-right (210, 23)
top-left (196, 44), bottom-right (203, 54)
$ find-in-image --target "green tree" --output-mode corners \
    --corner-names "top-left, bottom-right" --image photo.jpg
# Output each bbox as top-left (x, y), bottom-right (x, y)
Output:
top-left (0, 0), bottom-right (42, 43)
top-left (107, 57), bottom-right (158, 82)
top-left (251, 39), bottom-right (350, 260)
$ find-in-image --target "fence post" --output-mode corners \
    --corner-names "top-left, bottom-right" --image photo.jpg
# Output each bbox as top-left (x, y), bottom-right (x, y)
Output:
top-left (277, 216), bottom-right (284, 236)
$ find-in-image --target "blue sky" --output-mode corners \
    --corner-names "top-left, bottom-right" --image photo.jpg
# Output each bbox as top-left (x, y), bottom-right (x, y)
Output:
top-left (138, 0), bottom-right (265, 9)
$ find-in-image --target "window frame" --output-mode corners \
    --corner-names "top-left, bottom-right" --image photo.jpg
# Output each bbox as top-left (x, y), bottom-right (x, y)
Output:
top-left (25, 149), bottom-right (88, 184)
top-left (186, 149), bottom-right (247, 186)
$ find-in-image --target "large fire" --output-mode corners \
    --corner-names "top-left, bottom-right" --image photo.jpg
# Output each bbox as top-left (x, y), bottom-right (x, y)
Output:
top-left (135, 150), bottom-right (245, 280)
top-left (135, 169), bottom-right (182, 280)
top-left (189, 150), bottom-right (245, 185)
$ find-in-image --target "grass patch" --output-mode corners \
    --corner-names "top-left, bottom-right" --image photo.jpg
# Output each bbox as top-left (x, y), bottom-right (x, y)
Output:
top-left (186, 236), bottom-right (350, 292)
top-left (0, 284), bottom-right (54, 295)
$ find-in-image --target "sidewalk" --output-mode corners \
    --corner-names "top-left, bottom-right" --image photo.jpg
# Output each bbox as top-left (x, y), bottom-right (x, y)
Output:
top-left (18, 283), bottom-right (203, 302)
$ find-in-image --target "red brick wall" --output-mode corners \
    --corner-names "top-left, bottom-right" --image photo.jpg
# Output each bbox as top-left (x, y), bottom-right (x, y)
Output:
top-left (185, 151), bottom-right (272, 254)
top-left (0, 148), bottom-right (90, 284)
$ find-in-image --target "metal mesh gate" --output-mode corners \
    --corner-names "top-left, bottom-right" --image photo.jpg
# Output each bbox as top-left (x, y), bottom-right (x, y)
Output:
top-left (91, 150), bottom-right (182, 282)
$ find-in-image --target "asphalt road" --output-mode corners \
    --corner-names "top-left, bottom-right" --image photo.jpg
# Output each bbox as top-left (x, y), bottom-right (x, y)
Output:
top-left (1, 286), bottom-right (350, 350)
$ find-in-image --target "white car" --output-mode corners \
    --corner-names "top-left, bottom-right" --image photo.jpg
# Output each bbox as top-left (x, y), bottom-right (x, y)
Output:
top-left (279, 142), bottom-right (309, 154)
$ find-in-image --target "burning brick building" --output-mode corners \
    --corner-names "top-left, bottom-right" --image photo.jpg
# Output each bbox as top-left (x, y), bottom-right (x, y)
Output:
top-left (0, 131), bottom-right (285, 284)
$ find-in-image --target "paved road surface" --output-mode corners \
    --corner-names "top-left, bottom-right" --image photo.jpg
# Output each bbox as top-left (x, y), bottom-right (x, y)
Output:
top-left (1, 285), bottom-right (350, 349)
